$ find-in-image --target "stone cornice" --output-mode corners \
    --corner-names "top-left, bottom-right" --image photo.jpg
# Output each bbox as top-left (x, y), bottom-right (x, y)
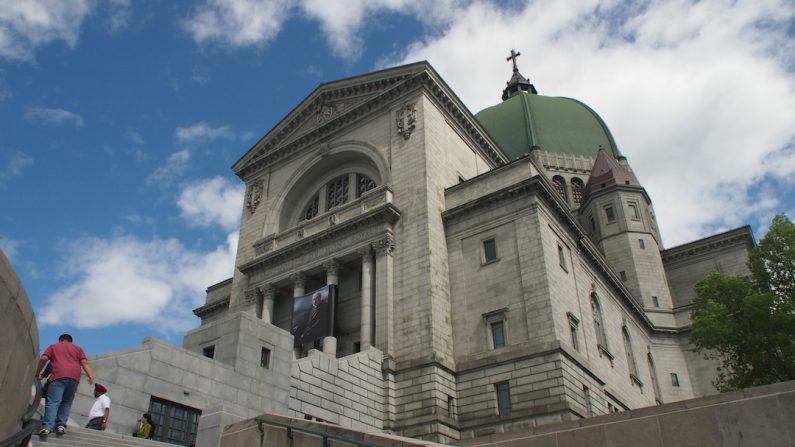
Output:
top-left (239, 203), bottom-right (401, 275)
top-left (662, 225), bottom-right (755, 264)
top-left (192, 296), bottom-right (230, 318)
top-left (233, 62), bottom-right (507, 180)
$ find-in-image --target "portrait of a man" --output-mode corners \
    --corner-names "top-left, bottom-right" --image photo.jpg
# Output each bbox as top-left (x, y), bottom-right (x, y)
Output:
top-left (291, 286), bottom-right (334, 347)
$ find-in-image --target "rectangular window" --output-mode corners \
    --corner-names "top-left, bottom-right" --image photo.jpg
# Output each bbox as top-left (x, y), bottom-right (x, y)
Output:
top-left (483, 238), bottom-right (498, 263)
top-left (568, 313), bottom-right (580, 352)
top-left (628, 202), bottom-right (640, 220)
top-left (260, 347), bottom-right (270, 369)
top-left (605, 206), bottom-right (615, 222)
top-left (354, 341), bottom-right (361, 353)
top-left (671, 373), bottom-right (680, 387)
top-left (639, 239), bottom-right (646, 249)
top-left (491, 321), bottom-right (506, 349)
top-left (447, 395), bottom-right (455, 418)
top-left (558, 243), bottom-right (568, 272)
top-left (583, 385), bottom-right (593, 415)
top-left (495, 382), bottom-right (512, 414)
top-left (590, 216), bottom-right (596, 231)
top-left (202, 345), bottom-right (215, 359)
top-left (652, 296), bottom-right (660, 308)
top-left (620, 271), bottom-right (627, 281)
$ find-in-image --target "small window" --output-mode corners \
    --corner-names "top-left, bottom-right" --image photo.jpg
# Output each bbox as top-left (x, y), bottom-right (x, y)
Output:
top-left (260, 347), bottom-right (271, 369)
top-left (671, 373), bottom-right (680, 387)
top-left (583, 385), bottom-right (593, 415)
top-left (447, 395), bottom-right (455, 418)
top-left (568, 315), bottom-right (580, 352)
top-left (491, 321), bottom-right (506, 349)
top-left (571, 178), bottom-right (584, 206)
top-left (354, 341), bottom-right (361, 353)
top-left (639, 239), bottom-right (646, 249)
top-left (652, 296), bottom-right (660, 308)
top-left (558, 243), bottom-right (568, 272)
top-left (590, 216), bottom-right (596, 231)
top-left (628, 202), bottom-right (640, 220)
top-left (202, 345), bottom-right (215, 359)
top-left (495, 382), bottom-right (512, 414)
top-left (605, 206), bottom-right (615, 222)
top-left (620, 271), bottom-right (627, 281)
top-left (482, 238), bottom-right (498, 263)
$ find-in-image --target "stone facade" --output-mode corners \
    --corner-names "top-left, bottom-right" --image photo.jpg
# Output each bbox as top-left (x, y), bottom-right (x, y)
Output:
top-left (71, 61), bottom-right (756, 446)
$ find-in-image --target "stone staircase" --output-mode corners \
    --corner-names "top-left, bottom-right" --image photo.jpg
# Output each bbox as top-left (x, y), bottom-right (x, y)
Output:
top-left (29, 426), bottom-right (176, 447)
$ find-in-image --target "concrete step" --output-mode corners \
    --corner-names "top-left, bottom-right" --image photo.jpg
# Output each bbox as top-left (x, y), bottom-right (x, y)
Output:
top-left (29, 426), bottom-right (177, 447)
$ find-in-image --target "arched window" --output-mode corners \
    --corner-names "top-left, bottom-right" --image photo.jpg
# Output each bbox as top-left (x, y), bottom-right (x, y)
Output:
top-left (648, 352), bottom-right (662, 404)
top-left (622, 325), bottom-right (638, 378)
top-left (552, 176), bottom-right (567, 201)
top-left (299, 173), bottom-right (378, 222)
top-left (571, 177), bottom-right (584, 206)
top-left (591, 293), bottom-right (608, 349)
top-left (301, 193), bottom-right (319, 221)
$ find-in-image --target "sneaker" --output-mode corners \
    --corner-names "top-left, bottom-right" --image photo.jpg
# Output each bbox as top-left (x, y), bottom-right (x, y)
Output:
top-left (56, 425), bottom-right (65, 435)
top-left (38, 429), bottom-right (49, 437)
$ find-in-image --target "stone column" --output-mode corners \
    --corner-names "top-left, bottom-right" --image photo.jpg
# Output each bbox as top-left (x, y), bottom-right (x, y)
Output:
top-left (358, 246), bottom-right (374, 349)
top-left (260, 284), bottom-right (275, 324)
top-left (374, 233), bottom-right (395, 359)
top-left (322, 260), bottom-right (340, 356)
top-left (291, 273), bottom-right (306, 298)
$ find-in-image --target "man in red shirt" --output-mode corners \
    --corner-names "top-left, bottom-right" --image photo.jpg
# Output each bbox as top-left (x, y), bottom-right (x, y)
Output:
top-left (35, 334), bottom-right (94, 437)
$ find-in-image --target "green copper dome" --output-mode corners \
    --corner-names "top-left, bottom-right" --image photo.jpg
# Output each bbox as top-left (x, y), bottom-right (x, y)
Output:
top-left (475, 90), bottom-right (622, 161)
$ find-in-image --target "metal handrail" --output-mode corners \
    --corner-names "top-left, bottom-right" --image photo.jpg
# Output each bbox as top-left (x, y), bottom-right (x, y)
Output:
top-left (0, 378), bottom-right (42, 447)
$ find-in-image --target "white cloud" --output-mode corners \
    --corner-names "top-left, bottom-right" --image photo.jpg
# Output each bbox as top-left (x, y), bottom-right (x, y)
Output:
top-left (38, 177), bottom-right (243, 332)
top-left (106, 0), bottom-right (132, 33)
top-left (182, 0), bottom-right (294, 47)
top-left (0, 0), bottom-right (92, 61)
top-left (146, 149), bottom-right (191, 186)
top-left (178, 176), bottom-right (245, 231)
top-left (300, 0), bottom-right (464, 60)
top-left (175, 122), bottom-right (235, 144)
top-left (0, 235), bottom-right (19, 260)
top-left (37, 232), bottom-right (238, 332)
top-left (0, 151), bottom-right (33, 189)
top-left (386, 0), bottom-right (795, 246)
top-left (25, 106), bottom-right (85, 127)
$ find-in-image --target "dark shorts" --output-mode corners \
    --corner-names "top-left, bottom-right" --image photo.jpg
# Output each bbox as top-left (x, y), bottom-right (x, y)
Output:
top-left (86, 417), bottom-right (104, 430)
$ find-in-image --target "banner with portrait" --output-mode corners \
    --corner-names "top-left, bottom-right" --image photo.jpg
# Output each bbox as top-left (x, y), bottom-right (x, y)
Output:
top-left (290, 284), bottom-right (336, 348)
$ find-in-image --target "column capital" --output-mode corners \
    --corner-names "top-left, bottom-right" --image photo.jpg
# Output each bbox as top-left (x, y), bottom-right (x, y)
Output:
top-left (290, 272), bottom-right (307, 288)
top-left (357, 245), bottom-right (373, 260)
top-left (374, 233), bottom-right (395, 255)
top-left (244, 287), bottom-right (260, 304)
top-left (323, 259), bottom-right (341, 276)
top-left (258, 283), bottom-right (276, 299)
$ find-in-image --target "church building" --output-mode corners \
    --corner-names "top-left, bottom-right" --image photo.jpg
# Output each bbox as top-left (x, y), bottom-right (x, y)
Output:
top-left (77, 57), bottom-right (755, 445)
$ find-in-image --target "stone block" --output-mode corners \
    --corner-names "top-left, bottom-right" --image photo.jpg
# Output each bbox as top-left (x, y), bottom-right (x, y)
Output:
top-left (555, 425), bottom-right (607, 447)
top-left (658, 406), bottom-right (721, 447)
top-left (603, 415), bottom-right (662, 447)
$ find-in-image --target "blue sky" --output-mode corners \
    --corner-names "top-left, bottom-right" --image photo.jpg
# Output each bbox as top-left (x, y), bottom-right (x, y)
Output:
top-left (1, 0), bottom-right (794, 356)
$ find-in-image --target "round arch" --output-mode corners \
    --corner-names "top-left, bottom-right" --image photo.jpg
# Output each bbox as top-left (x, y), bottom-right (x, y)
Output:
top-left (266, 141), bottom-right (390, 235)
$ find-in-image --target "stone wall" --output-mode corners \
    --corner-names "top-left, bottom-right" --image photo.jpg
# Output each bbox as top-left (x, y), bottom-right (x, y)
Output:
top-left (0, 248), bottom-right (39, 440)
top-left (289, 347), bottom-right (384, 431)
top-left (457, 379), bottom-right (795, 447)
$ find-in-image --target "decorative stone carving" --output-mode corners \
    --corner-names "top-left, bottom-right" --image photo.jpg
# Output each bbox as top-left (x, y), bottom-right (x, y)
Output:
top-left (396, 103), bottom-right (417, 140)
top-left (246, 179), bottom-right (264, 214)
top-left (316, 101), bottom-right (345, 124)
top-left (290, 273), bottom-right (307, 289)
top-left (258, 284), bottom-right (275, 300)
top-left (244, 288), bottom-right (259, 304)
top-left (374, 233), bottom-right (395, 255)
top-left (323, 259), bottom-right (340, 277)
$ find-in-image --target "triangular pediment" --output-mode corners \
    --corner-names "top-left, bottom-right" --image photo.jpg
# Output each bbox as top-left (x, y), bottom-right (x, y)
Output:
top-left (233, 62), bottom-right (432, 177)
